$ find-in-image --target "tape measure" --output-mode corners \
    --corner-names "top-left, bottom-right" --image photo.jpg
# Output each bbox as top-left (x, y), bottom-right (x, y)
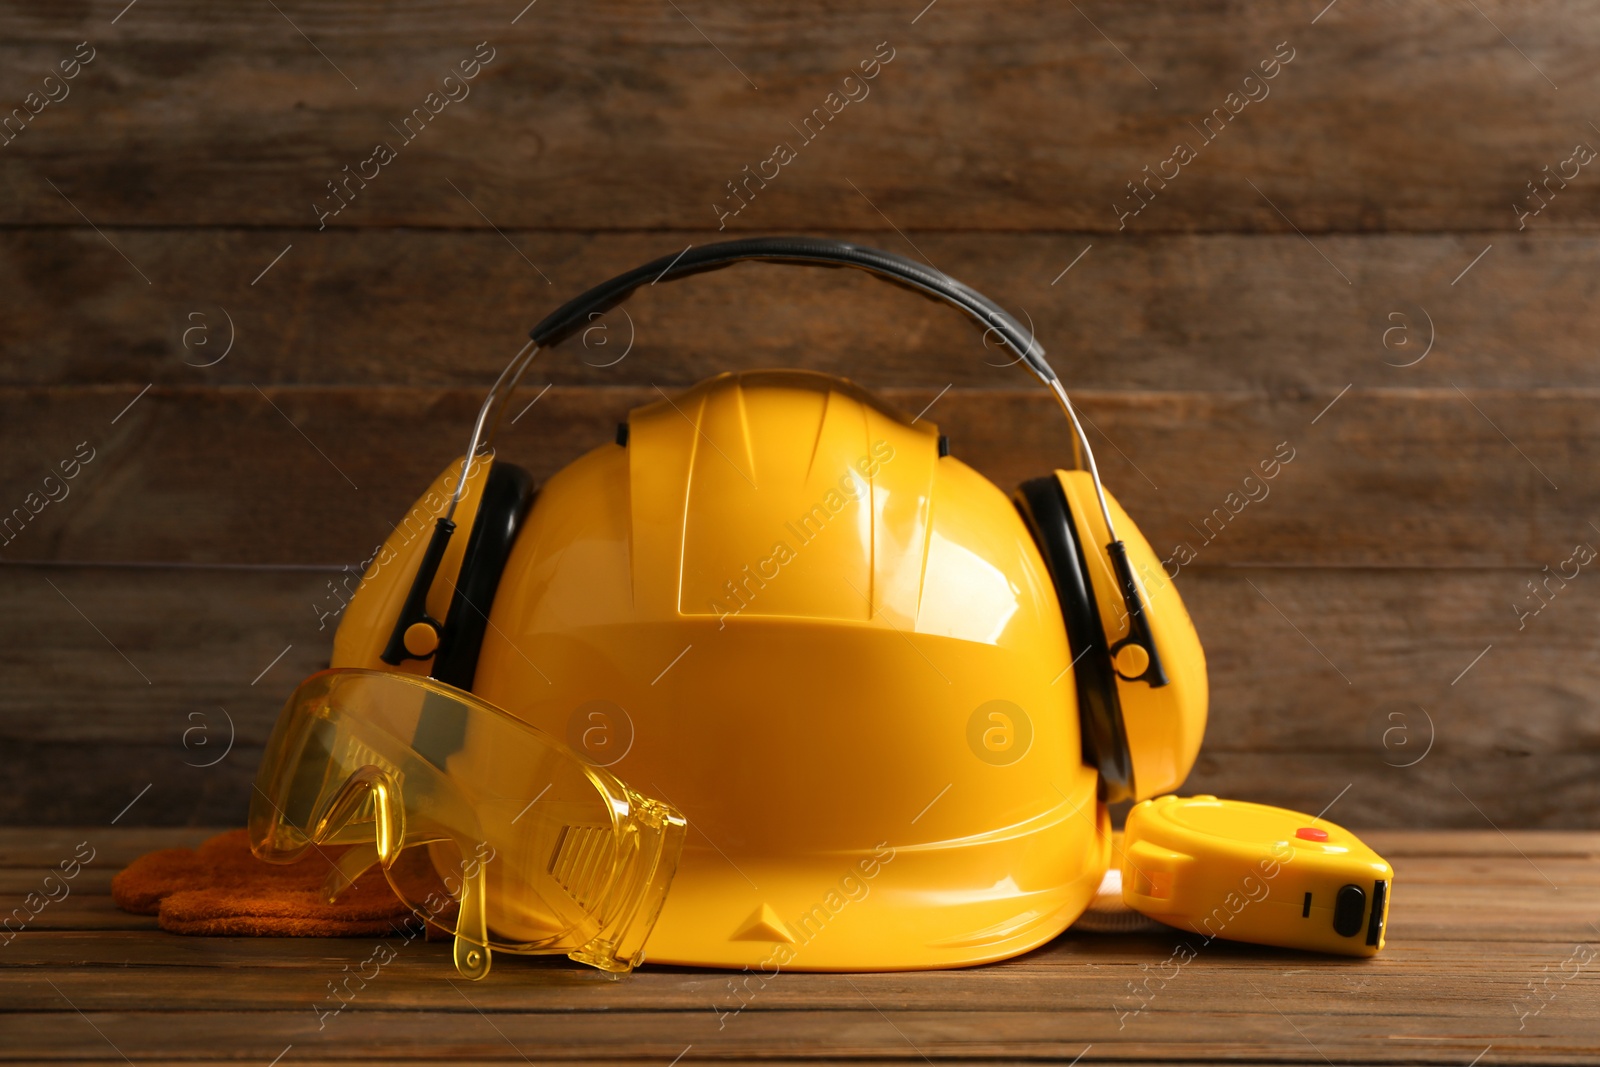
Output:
top-left (1119, 795), bottom-right (1392, 956)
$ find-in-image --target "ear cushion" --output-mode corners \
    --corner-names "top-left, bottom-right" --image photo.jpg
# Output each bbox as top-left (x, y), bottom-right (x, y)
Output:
top-left (1014, 476), bottom-right (1136, 801)
top-left (1054, 470), bottom-right (1208, 802)
top-left (431, 460), bottom-right (537, 690)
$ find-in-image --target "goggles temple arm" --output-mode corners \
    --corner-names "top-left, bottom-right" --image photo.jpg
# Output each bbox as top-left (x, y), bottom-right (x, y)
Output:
top-left (453, 863), bottom-right (491, 980)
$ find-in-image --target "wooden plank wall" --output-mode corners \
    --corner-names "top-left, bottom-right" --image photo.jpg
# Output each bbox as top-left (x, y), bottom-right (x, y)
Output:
top-left (1, 1), bottom-right (1596, 827)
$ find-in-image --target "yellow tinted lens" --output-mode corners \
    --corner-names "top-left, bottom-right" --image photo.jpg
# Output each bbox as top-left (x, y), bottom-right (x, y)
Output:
top-left (249, 669), bottom-right (686, 976)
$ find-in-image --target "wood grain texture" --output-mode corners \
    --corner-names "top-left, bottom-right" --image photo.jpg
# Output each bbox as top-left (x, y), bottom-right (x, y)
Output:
top-left (0, 825), bottom-right (219, 867)
top-left (2, 0), bottom-right (1596, 832)
top-left (5, 1007), bottom-right (1584, 1063)
top-left (4, 229), bottom-right (1597, 392)
top-left (0, 565), bottom-right (1594, 827)
top-left (0, 2), bottom-right (1595, 232)
top-left (1, 828), bottom-right (1591, 1063)
top-left (9, 832), bottom-right (1598, 938)
top-left (1, 384), bottom-right (1593, 567)
top-left (0, 828), bottom-right (1596, 1063)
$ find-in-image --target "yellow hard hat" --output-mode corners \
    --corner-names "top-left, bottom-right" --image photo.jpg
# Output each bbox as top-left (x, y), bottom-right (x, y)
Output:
top-left (304, 238), bottom-right (1207, 972)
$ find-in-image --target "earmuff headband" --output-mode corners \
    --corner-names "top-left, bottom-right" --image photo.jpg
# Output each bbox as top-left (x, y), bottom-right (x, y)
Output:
top-left (455, 239), bottom-right (1058, 519)
top-left (474, 238), bottom-right (1102, 522)
top-left (532, 237), bottom-right (1051, 378)
top-left (384, 237), bottom-right (1166, 689)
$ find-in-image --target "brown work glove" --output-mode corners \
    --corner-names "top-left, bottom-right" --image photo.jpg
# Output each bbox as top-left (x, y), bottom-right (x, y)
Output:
top-left (112, 829), bottom-right (418, 937)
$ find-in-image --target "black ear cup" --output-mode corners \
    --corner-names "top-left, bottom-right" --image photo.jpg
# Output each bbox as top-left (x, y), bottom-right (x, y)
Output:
top-left (1014, 476), bottom-right (1135, 800)
top-left (432, 460), bottom-right (537, 690)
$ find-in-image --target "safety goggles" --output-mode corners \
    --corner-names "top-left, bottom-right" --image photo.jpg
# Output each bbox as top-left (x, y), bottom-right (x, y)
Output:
top-left (248, 668), bottom-right (686, 979)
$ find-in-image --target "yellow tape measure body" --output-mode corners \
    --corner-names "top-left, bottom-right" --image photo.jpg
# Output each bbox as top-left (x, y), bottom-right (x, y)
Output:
top-left (1120, 795), bottom-right (1392, 956)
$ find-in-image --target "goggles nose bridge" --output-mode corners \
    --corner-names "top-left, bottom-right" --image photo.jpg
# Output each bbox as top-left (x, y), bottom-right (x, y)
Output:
top-left (314, 765), bottom-right (408, 903)
top-left (313, 764), bottom-right (408, 865)
top-left (321, 841), bottom-right (382, 903)
top-left (311, 763), bottom-right (495, 979)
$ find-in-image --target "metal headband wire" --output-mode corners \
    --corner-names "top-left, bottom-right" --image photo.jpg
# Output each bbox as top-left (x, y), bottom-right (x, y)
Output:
top-left (450, 237), bottom-right (1120, 542)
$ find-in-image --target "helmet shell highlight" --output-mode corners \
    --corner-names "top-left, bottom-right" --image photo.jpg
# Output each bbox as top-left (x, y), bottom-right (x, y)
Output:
top-left (471, 371), bottom-right (1107, 968)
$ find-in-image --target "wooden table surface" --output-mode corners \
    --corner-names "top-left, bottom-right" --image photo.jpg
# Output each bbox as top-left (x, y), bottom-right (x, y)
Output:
top-left (2, 827), bottom-right (1596, 1065)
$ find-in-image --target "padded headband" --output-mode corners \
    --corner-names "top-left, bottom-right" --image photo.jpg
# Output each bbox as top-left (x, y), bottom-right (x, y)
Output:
top-left (529, 236), bottom-right (1055, 383)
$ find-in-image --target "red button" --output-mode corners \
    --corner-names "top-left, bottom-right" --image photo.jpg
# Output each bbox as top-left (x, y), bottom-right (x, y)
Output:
top-left (1296, 826), bottom-right (1329, 841)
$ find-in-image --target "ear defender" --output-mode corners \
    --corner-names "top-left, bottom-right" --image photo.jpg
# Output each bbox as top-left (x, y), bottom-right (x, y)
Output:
top-left (429, 461), bottom-right (536, 689)
top-left (331, 457), bottom-right (535, 691)
top-left (351, 237), bottom-right (1205, 806)
top-left (1015, 471), bottom-right (1208, 802)
top-left (1015, 475), bottom-right (1136, 800)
